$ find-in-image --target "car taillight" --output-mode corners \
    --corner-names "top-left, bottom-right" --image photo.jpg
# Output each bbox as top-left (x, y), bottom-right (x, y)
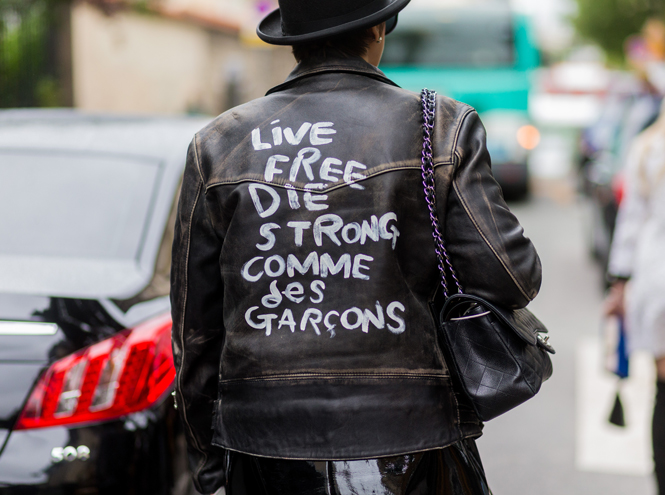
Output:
top-left (15, 313), bottom-right (175, 430)
top-left (612, 171), bottom-right (625, 206)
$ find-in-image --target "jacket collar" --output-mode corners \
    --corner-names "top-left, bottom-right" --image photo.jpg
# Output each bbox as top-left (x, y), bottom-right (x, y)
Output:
top-left (266, 56), bottom-right (400, 95)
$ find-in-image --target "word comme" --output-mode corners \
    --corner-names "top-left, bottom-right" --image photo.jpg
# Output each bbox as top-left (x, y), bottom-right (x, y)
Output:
top-left (242, 251), bottom-right (374, 283)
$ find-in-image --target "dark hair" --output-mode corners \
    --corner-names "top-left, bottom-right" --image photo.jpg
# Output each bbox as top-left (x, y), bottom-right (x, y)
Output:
top-left (291, 26), bottom-right (378, 63)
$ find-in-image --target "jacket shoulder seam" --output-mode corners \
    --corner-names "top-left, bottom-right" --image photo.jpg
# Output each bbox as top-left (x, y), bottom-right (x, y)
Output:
top-left (193, 133), bottom-right (204, 183)
top-left (451, 107), bottom-right (476, 164)
top-left (451, 179), bottom-right (532, 302)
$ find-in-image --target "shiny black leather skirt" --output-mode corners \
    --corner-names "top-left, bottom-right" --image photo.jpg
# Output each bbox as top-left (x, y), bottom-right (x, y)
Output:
top-left (226, 439), bottom-right (491, 495)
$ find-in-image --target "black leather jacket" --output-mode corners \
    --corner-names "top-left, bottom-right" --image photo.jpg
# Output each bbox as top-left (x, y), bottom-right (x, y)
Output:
top-left (171, 56), bottom-right (541, 493)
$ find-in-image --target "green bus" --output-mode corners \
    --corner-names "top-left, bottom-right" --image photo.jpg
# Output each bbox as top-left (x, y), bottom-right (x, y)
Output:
top-left (381, 4), bottom-right (540, 197)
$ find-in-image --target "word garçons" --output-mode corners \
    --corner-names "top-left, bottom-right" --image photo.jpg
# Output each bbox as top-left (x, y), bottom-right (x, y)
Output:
top-left (246, 297), bottom-right (406, 337)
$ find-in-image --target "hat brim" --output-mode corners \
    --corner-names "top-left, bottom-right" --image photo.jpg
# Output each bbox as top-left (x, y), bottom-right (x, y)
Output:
top-left (385, 15), bottom-right (398, 35)
top-left (257, 0), bottom-right (410, 45)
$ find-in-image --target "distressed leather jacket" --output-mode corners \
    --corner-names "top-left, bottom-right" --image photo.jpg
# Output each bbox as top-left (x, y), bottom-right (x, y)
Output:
top-left (171, 55), bottom-right (541, 493)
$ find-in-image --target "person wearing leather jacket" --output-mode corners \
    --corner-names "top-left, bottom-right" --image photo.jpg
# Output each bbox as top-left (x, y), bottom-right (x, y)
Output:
top-left (170, 0), bottom-right (542, 493)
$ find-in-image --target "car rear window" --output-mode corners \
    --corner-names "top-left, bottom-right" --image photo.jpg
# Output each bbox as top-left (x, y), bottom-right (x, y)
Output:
top-left (0, 152), bottom-right (161, 260)
top-left (381, 12), bottom-right (515, 68)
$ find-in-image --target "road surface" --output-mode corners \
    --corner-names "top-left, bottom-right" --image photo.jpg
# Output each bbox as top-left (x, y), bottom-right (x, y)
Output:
top-left (479, 194), bottom-right (656, 495)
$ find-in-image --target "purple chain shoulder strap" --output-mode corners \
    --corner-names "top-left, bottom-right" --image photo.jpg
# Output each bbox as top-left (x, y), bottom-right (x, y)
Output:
top-left (420, 88), bottom-right (464, 299)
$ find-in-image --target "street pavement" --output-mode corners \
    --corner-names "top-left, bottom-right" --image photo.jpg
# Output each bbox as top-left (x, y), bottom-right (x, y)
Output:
top-left (478, 193), bottom-right (656, 495)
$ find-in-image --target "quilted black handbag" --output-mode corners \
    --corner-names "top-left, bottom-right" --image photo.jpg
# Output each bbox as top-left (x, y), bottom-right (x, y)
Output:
top-left (420, 89), bottom-right (555, 422)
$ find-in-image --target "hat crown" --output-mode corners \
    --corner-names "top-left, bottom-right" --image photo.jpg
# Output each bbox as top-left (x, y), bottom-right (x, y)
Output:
top-left (279, 0), bottom-right (391, 36)
top-left (256, 0), bottom-right (409, 45)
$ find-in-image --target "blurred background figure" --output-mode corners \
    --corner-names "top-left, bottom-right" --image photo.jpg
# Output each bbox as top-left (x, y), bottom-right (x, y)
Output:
top-left (579, 16), bottom-right (665, 277)
top-left (604, 92), bottom-right (665, 495)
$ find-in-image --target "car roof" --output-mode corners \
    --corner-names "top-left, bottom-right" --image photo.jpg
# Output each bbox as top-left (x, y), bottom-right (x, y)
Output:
top-left (0, 109), bottom-right (211, 159)
top-left (0, 109), bottom-right (212, 300)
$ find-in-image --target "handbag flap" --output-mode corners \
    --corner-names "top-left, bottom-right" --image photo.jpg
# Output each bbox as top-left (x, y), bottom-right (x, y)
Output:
top-left (441, 293), bottom-right (553, 353)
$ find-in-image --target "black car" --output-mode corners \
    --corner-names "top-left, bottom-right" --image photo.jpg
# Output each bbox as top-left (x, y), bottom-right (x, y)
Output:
top-left (0, 109), bottom-right (210, 494)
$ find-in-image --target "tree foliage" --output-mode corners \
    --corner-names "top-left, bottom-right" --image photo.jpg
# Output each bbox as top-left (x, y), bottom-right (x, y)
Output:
top-left (0, 0), bottom-right (70, 107)
top-left (573, 0), bottom-right (665, 62)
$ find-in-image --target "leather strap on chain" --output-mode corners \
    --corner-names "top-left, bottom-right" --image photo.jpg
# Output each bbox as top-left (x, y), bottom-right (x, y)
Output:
top-left (420, 88), bottom-right (463, 299)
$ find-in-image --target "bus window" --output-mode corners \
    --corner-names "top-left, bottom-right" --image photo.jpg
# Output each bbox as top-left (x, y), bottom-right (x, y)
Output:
top-left (382, 12), bottom-right (515, 68)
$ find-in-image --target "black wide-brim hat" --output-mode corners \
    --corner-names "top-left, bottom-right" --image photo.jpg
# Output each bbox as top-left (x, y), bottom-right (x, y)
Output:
top-left (257, 0), bottom-right (410, 45)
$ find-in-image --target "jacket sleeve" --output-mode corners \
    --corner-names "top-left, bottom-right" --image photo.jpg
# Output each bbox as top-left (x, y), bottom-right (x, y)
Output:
top-left (441, 109), bottom-right (542, 309)
top-left (171, 137), bottom-right (227, 494)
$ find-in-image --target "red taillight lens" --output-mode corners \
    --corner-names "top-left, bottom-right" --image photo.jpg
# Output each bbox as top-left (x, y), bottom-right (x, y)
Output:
top-left (15, 313), bottom-right (174, 430)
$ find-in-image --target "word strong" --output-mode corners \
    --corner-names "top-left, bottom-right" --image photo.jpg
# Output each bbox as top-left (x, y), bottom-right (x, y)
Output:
top-left (242, 119), bottom-right (408, 338)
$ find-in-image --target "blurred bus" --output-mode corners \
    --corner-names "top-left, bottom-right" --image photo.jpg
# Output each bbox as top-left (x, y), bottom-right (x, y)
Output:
top-left (381, 2), bottom-right (540, 197)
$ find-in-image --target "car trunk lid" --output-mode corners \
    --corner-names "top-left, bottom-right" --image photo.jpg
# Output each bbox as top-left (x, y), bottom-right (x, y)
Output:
top-left (0, 322), bottom-right (65, 429)
top-left (0, 293), bottom-right (94, 431)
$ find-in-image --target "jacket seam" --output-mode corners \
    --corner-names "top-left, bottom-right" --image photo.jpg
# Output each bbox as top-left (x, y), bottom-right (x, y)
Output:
top-left (210, 431), bottom-right (480, 461)
top-left (432, 161), bottom-right (455, 169)
top-left (176, 175), bottom-right (209, 480)
top-left (451, 167), bottom-right (532, 302)
top-left (193, 134), bottom-right (204, 183)
top-left (220, 372), bottom-right (449, 384)
top-left (204, 161), bottom-right (453, 194)
top-left (451, 107), bottom-right (476, 164)
top-left (450, 377), bottom-right (463, 438)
